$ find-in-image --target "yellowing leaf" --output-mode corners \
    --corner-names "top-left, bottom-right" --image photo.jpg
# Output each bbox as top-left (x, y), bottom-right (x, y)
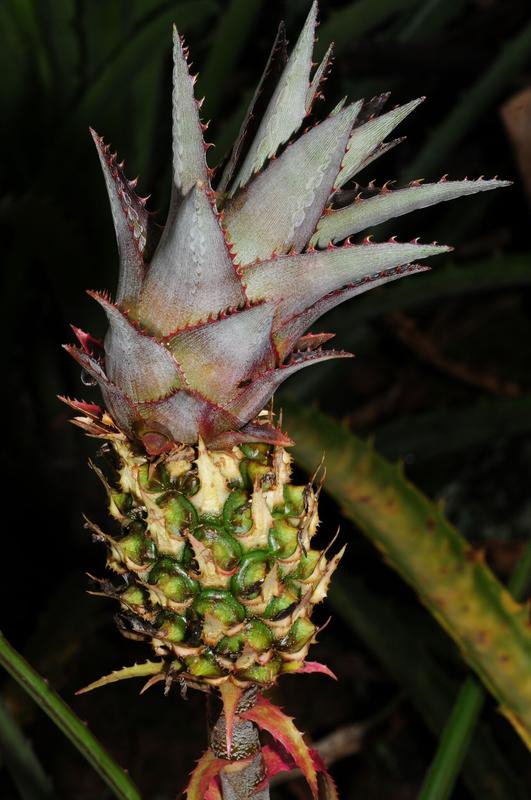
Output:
top-left (76, 661), bottom-right (164, 695)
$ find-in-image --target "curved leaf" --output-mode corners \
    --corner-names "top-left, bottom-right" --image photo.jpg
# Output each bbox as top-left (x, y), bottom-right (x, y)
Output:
top-left (283, 400), bottom-right (531, 750)
top-left (0, 633), bottom-right (141, 800)
top-left (76, 661), bottom-right (164, 696)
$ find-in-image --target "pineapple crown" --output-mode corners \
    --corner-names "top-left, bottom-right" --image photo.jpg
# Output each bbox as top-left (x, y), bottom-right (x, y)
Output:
top-left (63, 1), bottom-right (508, 454)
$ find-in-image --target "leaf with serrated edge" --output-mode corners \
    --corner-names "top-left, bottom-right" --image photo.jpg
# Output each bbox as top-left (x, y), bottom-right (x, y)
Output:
top-left (261, 742), bottom-right (294, 778)
top-left (207, 420), bottom-right (293, 449)
top-left (167, 303), bottom-right (276, 405)
top-left (62, 345), bottom-right (137, 435)
top-left (185, 750), bottom-right (227, 800)
top-left (242, 695), bottom-right (318, 798)
top-left (231, 1), bottom-right (318, 192)
top-left (274, 264), bottom-right (429, 358)
top-left (225, 103), bottom-right (362, 265)
top-left (296, 661), bottom-right (337, 679)
top-left (355, 92), bottom-right (391, 126)
top-left (138, 185), bottom-right (246, 336)
top-left (356, 136), bottom-right (404, 175)
top-left (313, 179), bottom-right (511, 246)
top-left (90, 129), bottom-right (149, 306)
top-left (306, 43), bottom-right (334, 113)
top-left (76, 661), bottom-right (164, 695)
top-left (336, 98), bottom-right (424, 189)
top-left (90, 292), bottom-right (185, 402)
top-left (261, 741), bottom-right (339, 799)
top-left (230, 351), bottom-right (352, 425)
top-left (171, 27), bottom-right (209, 198)
top-left (312, 748), bottom-right (340, 800)
top-left (243, 241), bottom-right (449, 323)
top-left (218, 22), bottom-right (288, 195)
top-left (311, 546), bottom-right (346, 603)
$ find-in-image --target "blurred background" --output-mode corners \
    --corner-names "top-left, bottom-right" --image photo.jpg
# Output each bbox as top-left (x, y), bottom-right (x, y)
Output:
top-left (1, 0), bottom-right (531, 797)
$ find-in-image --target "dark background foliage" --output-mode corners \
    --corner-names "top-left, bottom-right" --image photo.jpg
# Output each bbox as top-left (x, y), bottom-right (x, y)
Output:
top-left (1, 0), bottom-right (531, 797)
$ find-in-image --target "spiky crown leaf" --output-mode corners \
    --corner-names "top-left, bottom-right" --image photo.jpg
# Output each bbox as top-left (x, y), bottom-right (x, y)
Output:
top-left (64, 0), bottom-right (509, 453)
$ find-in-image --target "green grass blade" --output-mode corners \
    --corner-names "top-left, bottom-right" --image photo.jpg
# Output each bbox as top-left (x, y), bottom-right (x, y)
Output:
top-left (419, 541), bottom-right (531, 800)
top-left (402, 18), bottom-right (531, 180)
top-left (0, 696), bottom-right (56, 799)
top-left (419, 679), bottom-right (485, 800)
top-left (199, 0), bottom-right (263, 120)
top-left (283, 400), bottom-right (531, 749)
top-left (0, 633), bottom-right (141, 800)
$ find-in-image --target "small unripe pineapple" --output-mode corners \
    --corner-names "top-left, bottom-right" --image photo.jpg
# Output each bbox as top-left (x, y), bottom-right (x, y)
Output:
top-left (87, 433), bottom-right (340, 690)
top-left (63, 1), bottom-right (508, 794)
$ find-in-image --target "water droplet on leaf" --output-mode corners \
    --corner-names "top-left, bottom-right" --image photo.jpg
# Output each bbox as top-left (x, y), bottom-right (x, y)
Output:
top-left (81, 369), bottom-right (97, 387)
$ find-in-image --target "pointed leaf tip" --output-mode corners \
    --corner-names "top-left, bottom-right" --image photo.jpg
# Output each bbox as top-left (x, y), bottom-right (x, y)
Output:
top-left (231, 0), bottom-right (318, 191)
top-left (244, 240), bottom-right (449, 326)
top-left (90, 129), bottom-right (157, 304)
top-left (230, 350), bottom-right (352, 424)
top-left (225, 103), bottom-right (362, 264)
top-left (313, 178), bottom-right (511, 246)
top-left (171, 27), bottom-right (209, 199)
top-left (76, 661), bottom-right (164, 695)
top-left (337, 97), bottom-right (424, 189)
top-left (297, 661), bottom-right (338, 680)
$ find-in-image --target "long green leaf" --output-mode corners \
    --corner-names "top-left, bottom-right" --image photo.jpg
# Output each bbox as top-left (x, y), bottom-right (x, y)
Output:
top-left (283, 400), bottom-right (531, 749)
top-left (0, 633), bottom-right (141, 800)
top-left (0, 696), bottom-right (55, 799)
top-left (418, 679), bottom-right (486, 800)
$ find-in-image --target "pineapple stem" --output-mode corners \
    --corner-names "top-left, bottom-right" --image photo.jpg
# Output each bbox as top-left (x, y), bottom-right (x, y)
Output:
top-left (209, 689), bottom-right (270, 800)
top-left (219, 755), bottom-right (270, 800)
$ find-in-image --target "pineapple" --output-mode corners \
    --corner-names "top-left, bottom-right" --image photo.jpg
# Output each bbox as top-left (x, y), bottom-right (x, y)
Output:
top-left (63, 2), bottom-right (508, 796)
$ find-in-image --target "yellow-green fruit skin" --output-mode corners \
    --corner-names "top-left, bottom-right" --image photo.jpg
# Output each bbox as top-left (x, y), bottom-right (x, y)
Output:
top-left (95, 436), bottom-right (344, 689)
